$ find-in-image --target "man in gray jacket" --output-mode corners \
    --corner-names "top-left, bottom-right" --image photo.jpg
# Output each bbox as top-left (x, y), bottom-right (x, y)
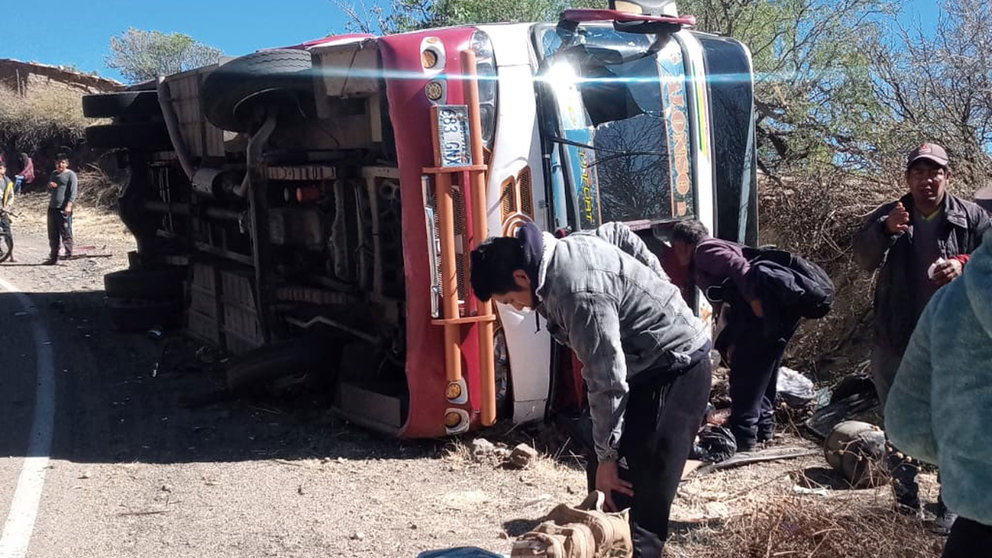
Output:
top-left (45, 154), bottom-right (77, 265)
top-left (854, 142), bottom-right (989, 520)
top-left (470, 222), bottom-right (711, 557)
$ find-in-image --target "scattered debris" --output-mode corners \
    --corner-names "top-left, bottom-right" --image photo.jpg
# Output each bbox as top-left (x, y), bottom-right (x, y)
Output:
top-left (504, 443), bottom-right (539, 469)
top-left (703, 501), bottom-right (731, 518)
top-left (776, 366), bottom-right (816, 408)
top-left (693, 447), bottom-right (820, 477)
top-left (522, 494), bottom-right (552, 508)
top-left (824, 420), bottom-right (887, 488)
top-left (690, 425), bottom-right (737, 463)
top-left (806, 391), bottom-right (879, 440)
top-left (471, 438), bottom-right (495, 461)
top-left (793, 485), bottom-right (830, 497)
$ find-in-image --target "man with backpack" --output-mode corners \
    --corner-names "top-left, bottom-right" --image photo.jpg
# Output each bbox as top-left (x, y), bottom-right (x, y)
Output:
top-left (855, 142), bottom-right (989, 525)
top-left (669, 220), bottom-right (832, 452)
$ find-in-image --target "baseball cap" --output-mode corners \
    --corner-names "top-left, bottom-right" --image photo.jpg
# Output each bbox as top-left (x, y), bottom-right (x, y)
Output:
top-left (907, 143), bottom-right (950, 169)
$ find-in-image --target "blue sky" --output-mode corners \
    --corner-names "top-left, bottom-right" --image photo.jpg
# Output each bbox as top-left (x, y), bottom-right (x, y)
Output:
top-left (5, 0), bottom-right (364, 82)
top-left (5, 0), bottom-right (943, 83)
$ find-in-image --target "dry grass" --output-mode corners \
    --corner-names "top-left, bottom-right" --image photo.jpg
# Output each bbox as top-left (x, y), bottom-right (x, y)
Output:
top-left (671, 497), bottom-right (944, 558)
top-left (0, 87), bottom-right (96, 148)
top-left (757, 171), bottom-right (907, 381)
top-left (75, 164), bottom-right (121, 210)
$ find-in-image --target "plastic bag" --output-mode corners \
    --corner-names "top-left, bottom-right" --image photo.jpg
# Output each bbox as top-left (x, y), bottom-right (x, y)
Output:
top-left (690, 425), bottom-right (737, 463)
top-left (776, 367), bottom-right (815, 408)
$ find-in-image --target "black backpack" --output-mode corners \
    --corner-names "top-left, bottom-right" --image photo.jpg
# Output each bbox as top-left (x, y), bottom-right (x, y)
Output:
top-left (741, 246), bottom-right (835, 319)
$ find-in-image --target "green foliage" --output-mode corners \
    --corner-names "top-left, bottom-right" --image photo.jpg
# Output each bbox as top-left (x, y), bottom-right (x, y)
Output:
top-left (106, 28), bottom-right (223, 83)
top-left (871, 0), bottom-right (992, 186)
top-left (336, 0), bottom-right (603, 35)
top-left (680, 0), bottom-right (899, 176)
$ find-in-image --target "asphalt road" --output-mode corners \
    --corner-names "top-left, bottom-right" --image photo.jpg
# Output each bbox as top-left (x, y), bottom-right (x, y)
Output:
top-left (0, 207), bottom-right (584, 558)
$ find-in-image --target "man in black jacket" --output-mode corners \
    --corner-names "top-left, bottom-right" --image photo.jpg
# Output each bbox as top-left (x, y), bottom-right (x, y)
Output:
top-left (854, 142), bottom-right (989, 521)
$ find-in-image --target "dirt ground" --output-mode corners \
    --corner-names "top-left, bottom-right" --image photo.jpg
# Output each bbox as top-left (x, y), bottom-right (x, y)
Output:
top-left (0, 194), bottom-right (948, 557)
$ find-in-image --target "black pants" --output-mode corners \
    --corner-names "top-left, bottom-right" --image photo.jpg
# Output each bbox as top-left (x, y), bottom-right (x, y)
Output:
top-left (47, 208), bottom-right (73, 258)
top-left (585, 344), bottom-right (712, 558)
top-left (942, 517), bottom-right (992, 558)
top-left (728, 321), bottom-right (796, 451)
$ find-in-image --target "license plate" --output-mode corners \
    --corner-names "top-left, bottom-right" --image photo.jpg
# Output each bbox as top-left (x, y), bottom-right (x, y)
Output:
top-left (435, 105), bottom-right (473, 167)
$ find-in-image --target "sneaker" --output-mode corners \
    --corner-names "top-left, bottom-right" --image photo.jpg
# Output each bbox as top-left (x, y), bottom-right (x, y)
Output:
top-left (42, 257), bottom-right (57, 266)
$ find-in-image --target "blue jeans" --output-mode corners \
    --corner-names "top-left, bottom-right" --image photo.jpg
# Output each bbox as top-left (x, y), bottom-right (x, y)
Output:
top-left (14, 176), bottom-right (24, 194)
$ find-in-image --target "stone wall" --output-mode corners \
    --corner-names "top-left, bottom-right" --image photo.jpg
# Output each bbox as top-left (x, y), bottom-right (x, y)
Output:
top-left (0, 59), bottom-right (122, 96)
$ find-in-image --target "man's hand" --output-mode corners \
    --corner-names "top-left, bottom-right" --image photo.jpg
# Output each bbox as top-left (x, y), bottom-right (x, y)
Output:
top-left (931, 259), bottom-right (963, 286)
top-left (595, 460), bottom-right (633, 512)
top-left (749, 298), bottom-right (764, 318)
top-left (48, 181), bottom-right (58, 190)
top-left (885, 202), bottom-right (910, 235)
top-left (64, 202), bottom-right (72, 215)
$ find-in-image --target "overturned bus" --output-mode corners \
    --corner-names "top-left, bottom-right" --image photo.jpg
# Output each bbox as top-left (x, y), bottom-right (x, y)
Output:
top-left (82, 0), bottom-right (757, 439)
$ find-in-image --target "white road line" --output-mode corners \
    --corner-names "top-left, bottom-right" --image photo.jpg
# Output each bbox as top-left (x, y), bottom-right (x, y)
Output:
top-left (0, 276), bottom-right (56, 558)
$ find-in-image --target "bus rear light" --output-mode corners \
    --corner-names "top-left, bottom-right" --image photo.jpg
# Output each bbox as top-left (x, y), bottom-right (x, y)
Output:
top-left (425, 80), bottom-right (445, 102)
top-left (296, 186), bottom-right (321, 203)
top-left (444, 409), bottom-right (470, 433)
top-left (470, 30), bottom-right (497, 147)
top-left (422, 49), bottom-right (440, 69)
top-left (446, 377), bottom-right (468, 404)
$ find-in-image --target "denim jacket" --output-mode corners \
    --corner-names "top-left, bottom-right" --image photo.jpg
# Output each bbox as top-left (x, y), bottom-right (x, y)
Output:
top-left (535, 223), bottom-right (709, 461)
top-left (886, 230), bottom-right (992, 525)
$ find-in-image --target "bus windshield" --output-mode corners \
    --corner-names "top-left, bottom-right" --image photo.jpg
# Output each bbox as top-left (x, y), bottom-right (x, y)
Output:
top-left (534, 23), bottom-right (694, 229)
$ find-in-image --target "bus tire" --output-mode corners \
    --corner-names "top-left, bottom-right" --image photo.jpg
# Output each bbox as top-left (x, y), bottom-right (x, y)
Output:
top-left (0, 232), bottom-right (12, 263)
top-left (104, 268), bottom-right (186, 300)
top-left (82, 91), bottom-right (162, 119)
top-left (85, 123), bottom-right (174, 151)
top-left (200, 49), bottom-right (314, 132)
top-left (226, 337), bottom-right (340, 392)
top-left (107, 298), bottom-right (182, 331)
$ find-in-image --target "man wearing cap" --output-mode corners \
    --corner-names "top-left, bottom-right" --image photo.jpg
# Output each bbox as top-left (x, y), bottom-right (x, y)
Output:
top-left (854, 142), bottom-right (989, 524)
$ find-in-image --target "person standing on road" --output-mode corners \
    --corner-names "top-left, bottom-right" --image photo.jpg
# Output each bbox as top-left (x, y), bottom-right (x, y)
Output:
top-left (1, 161), bottom-right (16, 262)
top-left (668, 220), bottom-right (803, 452)
top-left (46, 154), bottom-right (77, 265)
top-left (885, 229), bottom-right (992, 557)
top-left (470, 222), bottom-right (712, 557)
top-left (854, 142), bottom-right (989, 523)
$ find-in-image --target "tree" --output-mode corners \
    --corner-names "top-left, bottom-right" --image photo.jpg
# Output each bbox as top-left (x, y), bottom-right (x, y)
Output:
top-left (106, 28), bottom-right (223, 83)
top-left (679, 0), bottom-right (899, 177)
top-left (870, 0), bottom-right (992, 186)
top-left (334, 0), bottom-right (599, 35)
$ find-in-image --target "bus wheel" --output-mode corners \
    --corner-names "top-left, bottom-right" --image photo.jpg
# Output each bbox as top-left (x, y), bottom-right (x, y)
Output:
top-left (225, 337), bottom-right (342, 394)
top-left (104, 267), bottom-right (186, 300)
top-left (0, 233), bottom-right (12, 263)
top-left (107, 298), bottom-right (182, 331)
top-left (200, 49), bottom-right (315, 133)
top-left (82, 91), bottom-right (162, 120)
top-left (85, 123), bottom-right (173, 151)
